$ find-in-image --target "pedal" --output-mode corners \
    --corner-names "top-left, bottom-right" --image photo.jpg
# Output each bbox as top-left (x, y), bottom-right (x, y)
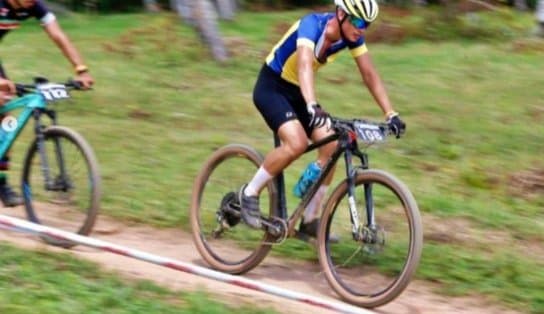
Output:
top-left (260, 217), bottom-right (287, 244)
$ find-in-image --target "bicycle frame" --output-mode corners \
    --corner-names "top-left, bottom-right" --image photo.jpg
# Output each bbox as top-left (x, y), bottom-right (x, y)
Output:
top-left (0, 93), bottom-right (50, 157)
top-left (0, 90), bottom-right (66, 200)
top-left (273, 128), bottom-right (370, 238)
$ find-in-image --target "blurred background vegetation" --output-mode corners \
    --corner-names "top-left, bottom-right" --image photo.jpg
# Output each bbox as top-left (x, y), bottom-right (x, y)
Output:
top-left (42, 0), bottom-right (544, 61)
top-left (45, 0), bottom-right (538, 11)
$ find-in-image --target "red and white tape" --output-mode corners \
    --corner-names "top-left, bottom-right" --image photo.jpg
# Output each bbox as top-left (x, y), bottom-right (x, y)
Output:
top-left (0, 214), bottom-right (374, 314)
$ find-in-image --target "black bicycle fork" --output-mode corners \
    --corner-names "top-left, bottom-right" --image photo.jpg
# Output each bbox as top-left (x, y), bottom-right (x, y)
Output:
top-left (33, 109), bottom-right (68, 192)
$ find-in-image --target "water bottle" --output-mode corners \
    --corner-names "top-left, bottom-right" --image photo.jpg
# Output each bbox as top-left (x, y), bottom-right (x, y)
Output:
top-left (293, 161), bottom-right (321, 198)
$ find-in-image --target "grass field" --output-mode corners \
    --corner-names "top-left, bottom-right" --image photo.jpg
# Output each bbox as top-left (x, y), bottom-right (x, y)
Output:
top-left (0, 6), bottom-right (542, 313)
top-left (0, 243), bottom-right (274, 314)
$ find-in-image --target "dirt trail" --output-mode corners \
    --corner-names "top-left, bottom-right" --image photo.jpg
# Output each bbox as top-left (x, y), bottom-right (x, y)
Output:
top-left (0, 207), bottom-right (520, 314)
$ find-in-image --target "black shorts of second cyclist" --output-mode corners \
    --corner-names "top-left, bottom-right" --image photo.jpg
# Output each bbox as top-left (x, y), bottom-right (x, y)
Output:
top-left (253, 64), bottom-right (313, 138)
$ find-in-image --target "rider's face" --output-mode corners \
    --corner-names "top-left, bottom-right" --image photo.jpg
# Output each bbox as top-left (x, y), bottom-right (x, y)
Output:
top-left (342, 17), bottom-right (366, 42)
top-left (338, 10), bottom-right (367, 42)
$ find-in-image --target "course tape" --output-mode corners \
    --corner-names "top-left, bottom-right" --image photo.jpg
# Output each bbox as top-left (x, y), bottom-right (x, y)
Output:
top-left (0, 214), bottom-right (374, 314)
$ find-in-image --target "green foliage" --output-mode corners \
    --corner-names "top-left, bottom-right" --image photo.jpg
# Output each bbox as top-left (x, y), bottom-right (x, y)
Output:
top-left (420, 244), bottom-right (544, 314)
top-left (239, 0), bottom-right (329, 10)
top-left (49, 0), bottom-right (329, 12)
top-left (48, 0), bottom-right (155, 12)
top-left (0, 243), bottom-right (275, 313)
top-left (382, 6), bottom-right (535, 42)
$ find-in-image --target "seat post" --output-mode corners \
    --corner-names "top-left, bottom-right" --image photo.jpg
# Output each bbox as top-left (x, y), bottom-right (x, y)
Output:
top-left (273, 133), bottom-right (287, 219)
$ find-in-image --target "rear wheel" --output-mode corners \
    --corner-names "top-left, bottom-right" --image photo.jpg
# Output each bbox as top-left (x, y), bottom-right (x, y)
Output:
top-left (318, 169), bottom-right (422, 308)
top-left (190, 144), bottom-right (277, 274)
top-left (22, 126), bottom-right (101, 248)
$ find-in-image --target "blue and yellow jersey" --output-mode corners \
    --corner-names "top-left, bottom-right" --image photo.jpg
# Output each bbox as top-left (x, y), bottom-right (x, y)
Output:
top-left (265, 13), bottom-right (368, 86)
top-left (0, 0), bottom-right (55, 40)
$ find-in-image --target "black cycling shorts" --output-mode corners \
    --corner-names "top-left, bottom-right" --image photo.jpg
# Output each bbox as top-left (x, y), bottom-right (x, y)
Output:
top-left (253, 64), bottom-right (312, 137)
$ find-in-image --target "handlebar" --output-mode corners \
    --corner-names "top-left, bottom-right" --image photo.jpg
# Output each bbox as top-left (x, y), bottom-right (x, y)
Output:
top-left (15, 77), bottom-right (84, 97)
top-left (329, 116), bottom-right (392, 136)
top-left (326, 115), bottom-right (403, 145)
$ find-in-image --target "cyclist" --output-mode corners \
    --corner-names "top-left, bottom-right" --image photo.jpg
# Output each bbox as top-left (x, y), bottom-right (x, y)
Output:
top-left (239, 0), bottom-right (406, 237)
top-left (0, 0), bottom-right (94, 206)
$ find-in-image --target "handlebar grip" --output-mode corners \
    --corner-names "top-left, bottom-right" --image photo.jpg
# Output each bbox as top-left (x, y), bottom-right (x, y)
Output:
top-left (66, 79), bottom-right (83, 90)
top-left (15, 84), bottom-right (29, 97)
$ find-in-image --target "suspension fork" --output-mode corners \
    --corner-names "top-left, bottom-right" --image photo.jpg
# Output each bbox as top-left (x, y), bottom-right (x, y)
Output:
top-left (364, 183), bottom-right (376, 227)
top-left (355, 150), bottom-right (376, 228)
top-left (34, 109), bottom-right (67, 190)
top-left (34, 110), bottom-right (53, 189)
top-left (344, 150), bottom-right (361, 234)
top-left (273, 134), bottom-right (287, 219)
top-left (346, 148), bottom-right (375, 236)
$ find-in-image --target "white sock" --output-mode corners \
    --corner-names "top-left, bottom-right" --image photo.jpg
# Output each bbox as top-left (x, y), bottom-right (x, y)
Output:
top-left (244, 166), bottom-right (273, 197)
top-left (303, 185), bottom-right (328, 223)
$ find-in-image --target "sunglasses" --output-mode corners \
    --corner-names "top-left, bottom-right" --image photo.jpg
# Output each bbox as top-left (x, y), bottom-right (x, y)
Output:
top-left (348, 15), bottom-right (369, 29)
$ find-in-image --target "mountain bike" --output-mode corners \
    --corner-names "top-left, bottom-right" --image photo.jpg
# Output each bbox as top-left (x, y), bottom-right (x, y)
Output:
top-left (190, 116), bottom-right (423, 308)
top-left (1, 77), bottom-right (101, 248)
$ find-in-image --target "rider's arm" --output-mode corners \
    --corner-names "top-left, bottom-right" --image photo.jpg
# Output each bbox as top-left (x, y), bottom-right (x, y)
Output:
top-left (42, 21), bottom-right (94, 88)
top-left (297, 45), bottom-right (317, 105)
top-left (355, 52), bottom-right (396, 118)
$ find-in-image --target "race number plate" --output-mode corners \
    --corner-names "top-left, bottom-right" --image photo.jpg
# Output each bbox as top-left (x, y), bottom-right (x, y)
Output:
top-left (354, 121), bottom-right (387, 144)
top-left (37, 84), bottom-right (70, 101)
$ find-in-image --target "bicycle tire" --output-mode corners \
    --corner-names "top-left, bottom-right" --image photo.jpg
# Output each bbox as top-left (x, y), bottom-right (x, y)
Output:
top-left (21, 126), bottom-right (102, 248)
top-left (190, 144), bottom-right (277, 274)
top-left (317, 169), bottom-right (422, 308)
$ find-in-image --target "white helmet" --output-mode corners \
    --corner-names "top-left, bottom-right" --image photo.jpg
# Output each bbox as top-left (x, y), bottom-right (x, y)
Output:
top-left (334, 0), bottom-right (379, 22)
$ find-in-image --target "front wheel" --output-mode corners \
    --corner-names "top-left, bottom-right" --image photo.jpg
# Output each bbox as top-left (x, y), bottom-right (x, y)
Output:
top-left (21, 126), bottom-right (101, 248)
top-left (190, 144), bottom-right (278, 274)
top-left (317, 169), bottom-right (422, 308)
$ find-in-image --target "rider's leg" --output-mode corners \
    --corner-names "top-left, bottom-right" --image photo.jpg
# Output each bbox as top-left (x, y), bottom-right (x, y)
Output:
top-left (245, 121), bottom-right (307, 196)
top-left (303, 184), bottom-right (328, 223)
top-left (241, 120), bottom-right (307, 228)
top-left (302, 125), bottom-right (337, 223)
top-left (240, 64), bottom-right (310, 228)
top-left (0, 153), bottom-right (22, 207)
top-left (298, 125), bottom-right (339, 240)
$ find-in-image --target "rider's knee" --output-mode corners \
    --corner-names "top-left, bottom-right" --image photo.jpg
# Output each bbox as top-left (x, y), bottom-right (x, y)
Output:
top-left (284, 137), bottom-right (308, 158)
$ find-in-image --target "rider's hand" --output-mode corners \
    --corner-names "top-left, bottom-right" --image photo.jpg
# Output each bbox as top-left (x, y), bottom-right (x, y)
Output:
top-left (0, 78), bottom-right (15, 105)
top-left (75, 71), bottom-right (94, 90)
top-left (307, 103), bottom-right (330, 128)
top-left (386, 112), bottom-right (406, 138)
